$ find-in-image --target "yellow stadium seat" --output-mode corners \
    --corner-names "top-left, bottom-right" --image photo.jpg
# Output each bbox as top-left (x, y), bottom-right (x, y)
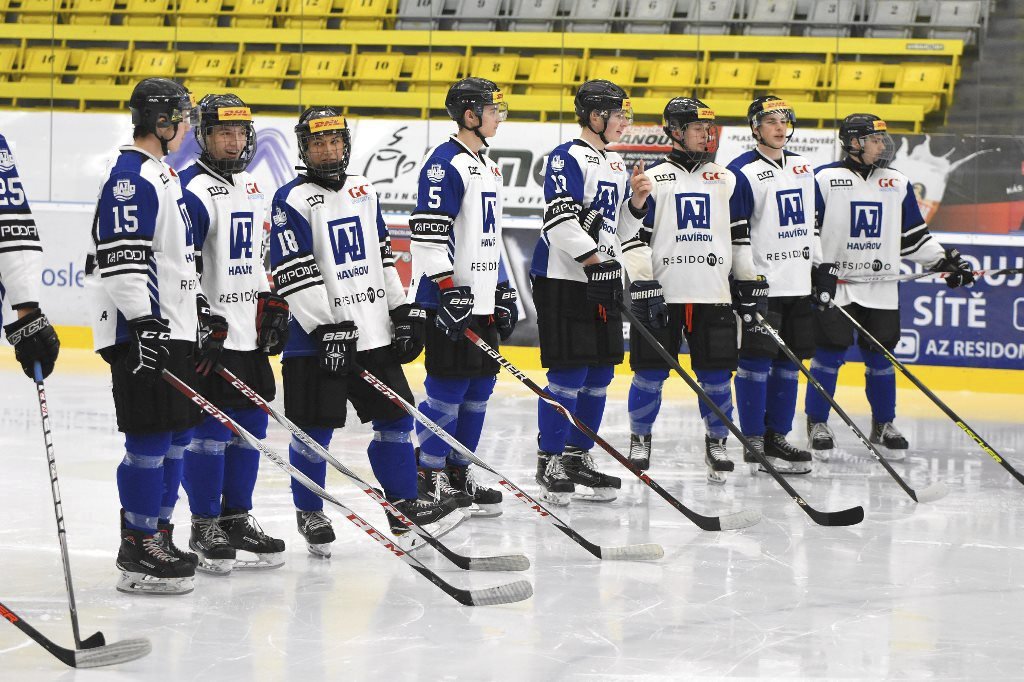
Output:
top-left (892, 62), bottom-right (948, 114)
top-left (825, 61), bottom-right (883, 104)
top-left (467, 54), bottom-right (519, 91)
top-left (767, 60), bottom-right (822, 102)
top-left (20, 47), bottom-right (71, 83)
top-left (282, 0), bottom-right (333, 28)
top-left (76, 49), bottom-right (125, 84)
top-left (237, 52), bottom-right (290, 88)
top-left (586, 56), bottom-right (637, 87)
top-left (339, 0), bottom-right (389, 29)
top-left (643, 58), bottom-right (698, 98)
top-left (183, 51), bottom-right (236, 90)
top-left (407, 53), bottom-right (462, 92)
top-left (351, 53), bottom-right (403, 91)
top-left (124, 0), bottom-right (169, 25)
top-left (230, 0), bottom-right (278, 26)
top-left (130, 50), bottom-right (177, 78)
top-left (176, 0), bottom-right (223, 27)
top-left (68, 0), bottom-right (114, 24)
top-left (526, 55), bottom-right (579, 96)
top-left (299, 52), bottom-right (348, 88)
top-left (17, 0), bottom-right (60, 24)
top-left (0, 47), bottom-right (19, 82)
top-left (705, 59), bottom-right (759, 101)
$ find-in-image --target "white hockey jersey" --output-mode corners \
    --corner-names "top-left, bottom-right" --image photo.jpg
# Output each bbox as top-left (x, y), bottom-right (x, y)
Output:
top-left (86, 146), bottom-right (199, 350)
top-left (0, 133), bottom-right (42, 327)
top-left (408, 135), bottom-right (505, 314)
top-left (815, 161), bottom-right (946, 310)
top-left (180, 161), bottom-right (270, 352)
top-left (619, 158), bottom-right (756, 304)
top-left (727, 149), bottom-right (820, 297)
top-left (269, 173), bottom-right (404, 356)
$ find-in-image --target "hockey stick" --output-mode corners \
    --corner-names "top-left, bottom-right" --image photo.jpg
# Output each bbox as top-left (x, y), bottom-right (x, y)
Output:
top-left (463, 329), bottom-right (762, 532)
top-left (213, 364), bottom-right (529, 572)
top-left (620, 306), bottom-right (865, 527)
top-left (840, 267), bottom-right (1024, 285)
top-left (20, 361), bottom-right (153, 665)
top-left (753, 314), bottom-right (948, 503)
top-left (357, 367), bottom-right (664, 561)
top-left (833, 305), bottom-right (1024, 487)
top-left (0, 600), bottom-right (151, 669)
top-left (161, 370), bottom-right (532, 606)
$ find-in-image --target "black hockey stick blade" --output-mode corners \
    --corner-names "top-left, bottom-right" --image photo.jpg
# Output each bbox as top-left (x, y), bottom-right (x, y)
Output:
top-left (803, 504), bottom-right (865, 527)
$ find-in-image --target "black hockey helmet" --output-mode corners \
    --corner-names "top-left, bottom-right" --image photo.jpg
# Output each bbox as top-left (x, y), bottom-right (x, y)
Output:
top-left (839, 113), bottom-right (895, 169)
top-left (663, 97), bottom-right (717, 165)
top-left (445, 77), bottom-right (508, 146)
top-left (294, 106), bottom-right (351, 181)
top-left (129, 78), bottom-right (196, 152)
top-left (747, 95), bottom-right (796, 147)
top-left (574, 79), bottom-right (632, 142)
top-left (195, 93), bottom-right (257, 175)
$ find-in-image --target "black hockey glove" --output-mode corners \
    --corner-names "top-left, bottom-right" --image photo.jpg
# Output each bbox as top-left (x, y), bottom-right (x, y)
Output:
top-left (3, 308), bottom-right (60, 379)
top-left (933, 247), bottom-right (975, 289)
top-left (436, 286), bottom-right (474, 341)
top-left (196, 314), bottom-right (228, 376)
top-left (391, 304), bottom-right (426, 364)
top-left (579, 207), bottom-right (605, 242)
top-left (629, 280), bottom-right (669, 329)
top-left (732, 277), bottom-right (770, 329)
top-left (315, 321), bottom-right (359, 375)
top-left (256, 291), bottom-right (290, 355)
top-left (493, 282), bottom-right (519, 341)
top-left (126, 315), bottom-right (171, 381)
top-left (584, 259), bottom-right (624, 305)
top-left (810, 262), bottom-right (840, 306)
top-left (196, 291), bottom-right (213, 323)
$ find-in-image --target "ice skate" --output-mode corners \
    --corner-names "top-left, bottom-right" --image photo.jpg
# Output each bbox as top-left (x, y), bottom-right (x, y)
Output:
top-left (220, 509), bottom-right (285, 570)
top-left (116, 528), bottom-right (195, 595)
top-left (806, 417), bottom-right (836, 461)
top-left (629, 433), bottom-right (652, 471)
top-left (189, 515), bottom-right (236, 575)
top-left (156, 520), bottom-right (198, 568)
top-left (870, 420), bottom-right (908, 461)
top-left (704, 436), bottom-right (734, 485)
top-left (417, 466), bottom-right (473, 508)
top-left (764, 430), bottom-right (813, 474)
top-left (296, 510), bottom-right (335, 558)
top-left (446, 464), bottom-right (503, 518)
top-left (563, 446), bottom-right (621, 502)
top-left (387, 496), bottom-right (468, 552)
top-left (536, 451), bottom-right (574, 506)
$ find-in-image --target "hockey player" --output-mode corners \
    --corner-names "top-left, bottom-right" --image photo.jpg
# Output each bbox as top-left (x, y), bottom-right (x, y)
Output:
top-left (270, 107), bottom-right (455, 557)
top-left (0, 133), bottom-right (60, 380)
top-left (86, 78), bottom-right (200, 594)
top-left (726, 96), bottom-right (822, 475)
top-left (530, 79), bottom-right (665, 504)
top-left (408, 77), bottom-right (512, 517)
top-left (805, 113), bottom-right (974, 457)
top-left (179, 94), bottom-right (287, 573)
top-left (623, 98), bottom-right (757, 483)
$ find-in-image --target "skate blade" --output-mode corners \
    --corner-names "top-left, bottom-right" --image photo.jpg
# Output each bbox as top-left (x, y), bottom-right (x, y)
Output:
top-left (882, 450), bottom-right (907, 462)
top-left (538, 490), bottom-right (573, 506)
top-left (233, 552), bottom-right (285, 570)
top-left (116, 572), bottom-right (194, 595)
top-left (762, 462), bottom-right (812, 475)
top-left (469, 503), bottom-right (503, 518)
top-left (196, 558), bottom-right (234, 575)
top-left (306, 542), bottom-right (332, 558)
top-left (706, 470), bottom-right (728, 485)
top-left (810, 448), bottom-right (832, 462)
top-left (572, 487), bottom-right (617, 502)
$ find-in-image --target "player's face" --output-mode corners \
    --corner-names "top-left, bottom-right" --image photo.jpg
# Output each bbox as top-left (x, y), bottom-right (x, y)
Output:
top-left (601, 109), bottom-right (632, 143)
top-left (683, 121), bottom-right (713, 152)
top-left (307, 132), bottom-right (346, 166)
top-left (756, 113), bottom-right (791, 147)
top-left (476, 104), bottom-right (506, 137)
top-left (206, 124), bottom-right (248, 160)
top-left (857, 133), bottom-right (888, 165)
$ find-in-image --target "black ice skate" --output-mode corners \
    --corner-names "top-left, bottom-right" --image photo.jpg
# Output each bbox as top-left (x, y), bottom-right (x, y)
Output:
top-left (189, 515), bottom-right (236, 575)
top-left (870, 420), bottom-right (908, 461)
top-left (220, 508), bottom-right (285, 570)
top-left (743, 435), bottom-right (765, 475)
top-left (763, 430), bottom-right (812, 474)
top-left (536, 450), bottom-right (575, 506)
top-left (704, 436), bottom-right (734, 485)
top-left (156, 520), bottom-right (198, 568)
top-left (116, 528), bottom-right (195, 595)
top-left (563, 446), bottom-right (621, 502)
top-left (446, 464), bottom-right (503, 518)
top-left (806, 416), bottom-right (836, 461)
top-left (417, 466), bottom-right (473, 509)
top-left (296, 510), bottom-right (335, 558)
top-left (629, 433), bottom-right (652, 471)
top-left (385, 495), bottom-right (467, 552)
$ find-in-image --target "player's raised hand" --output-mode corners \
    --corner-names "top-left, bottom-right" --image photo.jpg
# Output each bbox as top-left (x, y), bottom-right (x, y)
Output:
top-left (630, 160), bottom-right (652, 209)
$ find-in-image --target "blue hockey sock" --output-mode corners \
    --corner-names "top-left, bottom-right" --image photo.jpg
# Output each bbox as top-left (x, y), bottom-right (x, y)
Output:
top-left (628, 368), bottom-right (668, 436)
top-left (222, 408), bottom-right (267, 511)
top-left (449, 374), bottom-right (496, 466)
top-left (805, 347), bottom-right (845, 423)
top-left (416, 375), bottom-right (469, 470)
top-left (159, 428), bottom-right (191, 522)
top-left (735, 356), bottom-right (771, 437)
top-left (864, 349), bottom-right (897, 423)
top-left (567, 365), bottom-right (615, 451)
top-left (288, 428), bottom-right (332, 512)
top-left (119, 431), bottom-right (171, 532)
top-left (765, 357), bottom-right (800, 435)
top-left (695, 369), bottom-right (734, 439)
top-left (537, 366), bottom-right (588, 454)
top-left (369, 415), bottom-right (417, 500)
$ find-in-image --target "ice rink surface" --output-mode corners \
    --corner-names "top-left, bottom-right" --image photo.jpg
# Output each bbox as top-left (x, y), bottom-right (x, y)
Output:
top-left (1, 353), bottom-right (1023, 681)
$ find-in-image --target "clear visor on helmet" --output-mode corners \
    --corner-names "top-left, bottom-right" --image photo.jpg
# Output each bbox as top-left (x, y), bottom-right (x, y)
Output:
top-left (681, 120), bottom-right (716, 151)
top-left (610, 99), bottom-right (634, 125)
top-left (480, 100), bottom-right (509, 122)
top-left (756, 108), bottom-right (795, 131)
top-left (170, 93), bottom-right (199, 127)
top-left (855, 131), bottom-right (896, 168)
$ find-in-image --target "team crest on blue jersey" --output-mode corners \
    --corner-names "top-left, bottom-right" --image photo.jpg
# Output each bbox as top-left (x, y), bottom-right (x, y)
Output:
top-left (426, 164), bottom-right (445, 183)
top-left (674, 193), bottom-right (711, 230)
top-left (272, 205), bottom-right (288, 227)
top-left (112, 179), bottom-right (136, 202)
top-left (550, 155), bottom-right (565, 173)
top-left (775, 189), bottom-right (805, 227)
top-left (0, 149), bottom-right (14, 172)
top-left (850, 201), bottom-right (883, 238)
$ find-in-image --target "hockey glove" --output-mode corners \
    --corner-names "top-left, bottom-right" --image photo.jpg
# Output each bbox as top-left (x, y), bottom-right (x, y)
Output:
top-left (315, 321), bottom-right (359, 375)
top-left (196, 291), bottom-right (213, 323)
top-left (579, 207), bottom-right (605, 242)
top-left (3, 308), bottom-right (60, 379)
top-left (629, 280), bottom-right (669, 329)
top-left (810, 262), bottom-right (840, 306)
top-left (732, 277), bottom-right (770, 329)
top-left (933, 247), bottom-right (976, 289)
top-left (584, 259), bottom-right (624, 305)
top-left (126, 315), bottom-right (171, 381)
top-left (196, 314), bottom-right (228, 376)
top-left (391, 304), bottom-right (426, 364)
top-left (436, 286), bottom-right (474, 341)
top-left (256, 291), bottom-right (290, 355)
top-left (493, 282), bottom-right (519, 341)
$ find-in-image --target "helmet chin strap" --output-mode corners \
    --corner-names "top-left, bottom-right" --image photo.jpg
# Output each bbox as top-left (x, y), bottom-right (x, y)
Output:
top-left (461, 109), bottom-right (490, 148)
top-left (586, 115), bottom-right (611, 145)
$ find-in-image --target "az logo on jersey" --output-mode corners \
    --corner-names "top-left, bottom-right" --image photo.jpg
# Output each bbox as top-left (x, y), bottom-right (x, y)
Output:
top-left (592, 181), bottom-right (619, 223)
top-left (850, 201), bottom-right (883, 238)
top-left (328, 216), bottom-right (367, 264)
top-left (674, 192), bottom-right (711, 230)
top-left (229, 213), bottom-right (254, 260)
top-left (0, 149), bottom-right (14, 172)
top-left (776, 189), bottom-right (805, 227)
top-left (426, 164), bottom-right (445, 183)
top-left (481, 191), bottom-right (497, 234)
top-left (112, 179), bottom-right (136, 202)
